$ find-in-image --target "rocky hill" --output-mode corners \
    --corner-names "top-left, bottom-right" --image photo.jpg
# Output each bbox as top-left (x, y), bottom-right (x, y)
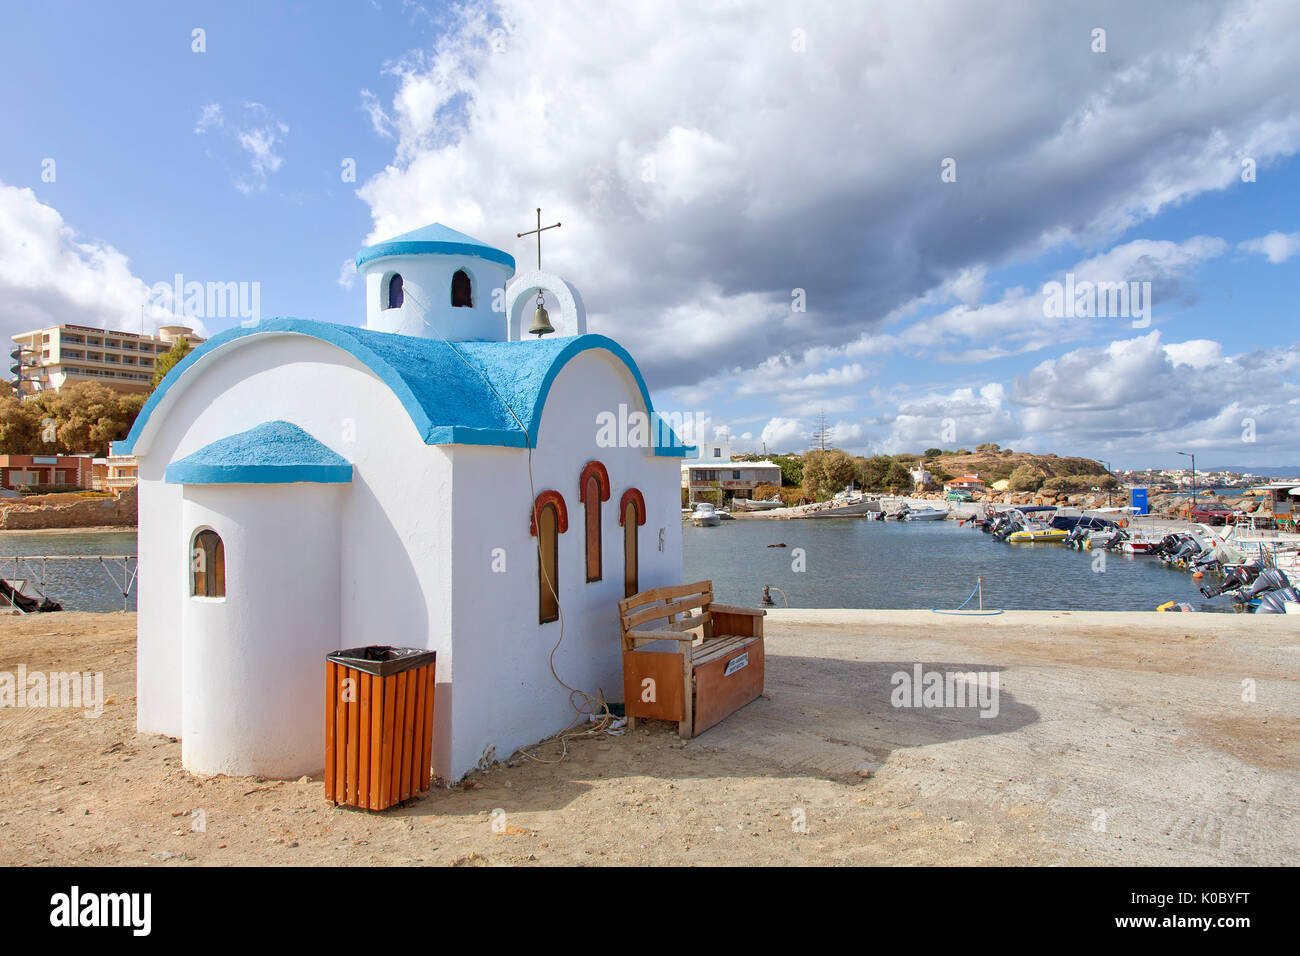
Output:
top-left (924, 449), bottom-right (1109, 483)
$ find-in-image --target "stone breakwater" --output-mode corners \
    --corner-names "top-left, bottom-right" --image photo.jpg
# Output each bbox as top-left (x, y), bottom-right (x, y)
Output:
top-left (0, 486), bottom-right (137, 530)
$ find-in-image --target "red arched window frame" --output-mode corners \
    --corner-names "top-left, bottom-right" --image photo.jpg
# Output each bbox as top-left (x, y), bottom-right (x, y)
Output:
top-left (579, 461), bottom-right (610, 583)
top-left (618, 488), bottom-right (646, 527)
top-left (530, 490), bottom-right (567, 624)
top-left (529, 490), bottom-right (569, 536)
top-left (619, 488), bottom-right (646, 598)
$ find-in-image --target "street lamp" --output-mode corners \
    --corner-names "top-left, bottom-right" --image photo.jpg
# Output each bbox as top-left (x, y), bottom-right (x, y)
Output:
top-left (1100, 460), bottom-right (1113, 508)
top-left (1177, 451), bottom-right (1196, 507)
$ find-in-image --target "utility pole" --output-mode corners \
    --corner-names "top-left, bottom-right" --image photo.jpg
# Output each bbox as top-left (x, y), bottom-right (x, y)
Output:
top-left (809, 410), bottom-right (832, 451)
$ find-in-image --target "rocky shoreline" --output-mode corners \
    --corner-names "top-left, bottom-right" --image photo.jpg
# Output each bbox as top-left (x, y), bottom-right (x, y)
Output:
top-left (0, 486), bottom-right (137, 531)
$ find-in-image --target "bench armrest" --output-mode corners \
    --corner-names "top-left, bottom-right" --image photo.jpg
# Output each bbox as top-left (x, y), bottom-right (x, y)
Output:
top-left (707, 604), bottom-right (766, 617)
top-left (626, 628), bottom-right (697, 643)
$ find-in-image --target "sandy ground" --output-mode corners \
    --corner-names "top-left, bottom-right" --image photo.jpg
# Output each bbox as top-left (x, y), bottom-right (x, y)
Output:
top-left (0, 609), bottom-right (1296, 866)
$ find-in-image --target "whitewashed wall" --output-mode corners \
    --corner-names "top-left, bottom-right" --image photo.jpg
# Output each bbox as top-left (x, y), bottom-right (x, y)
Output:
top-left (133, 333), bottom-right (455, 777)
top-left (445, 349), bottom-right (683, 779)
top-left (179, 483), bottom-right (342, 777)
top-left (363, 254), bottom-right (513, 342)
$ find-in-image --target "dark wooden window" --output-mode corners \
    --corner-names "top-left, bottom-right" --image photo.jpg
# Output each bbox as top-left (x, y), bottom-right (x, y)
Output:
top-left (451, 269), bottom-right (473, 308)
top-left (619, 488), bottom-right (645, 598)
top-left (530, 491), bottom-right (568, 624)
top-left (623, 500), bottom-right (639, 598)
top-left (191, 529), bottom-right (225, 598)
top-left (579, 461), bottom-right (609, 584)
top-left (387, 273), bottom-right (404, 310)
top-left (584, 474), bottom-right (602, 582)
top-left (538, 503), bottom-right (560, 623)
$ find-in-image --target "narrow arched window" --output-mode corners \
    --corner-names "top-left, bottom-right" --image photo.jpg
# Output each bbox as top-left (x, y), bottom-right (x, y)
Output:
top-left (530, 491), bottom-right (568, 624)
top-left (191, 529), bottom-right (225, 598)
top-left (579, 461), bottom-right (610, 583)
top-left (619, 489), bottom-right (645, 598)
top-left (451, 269), bottom-right (473, 308)
top-left (387, 273), bottom-right (404, 310)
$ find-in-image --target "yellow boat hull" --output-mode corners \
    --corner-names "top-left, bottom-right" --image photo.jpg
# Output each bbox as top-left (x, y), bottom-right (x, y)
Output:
top-left (1006, 529), bottom-right (1068, 543)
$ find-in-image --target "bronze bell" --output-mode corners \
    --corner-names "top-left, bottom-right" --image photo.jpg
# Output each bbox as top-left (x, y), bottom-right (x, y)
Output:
top-left (528, 293), bottom-right (555, 337)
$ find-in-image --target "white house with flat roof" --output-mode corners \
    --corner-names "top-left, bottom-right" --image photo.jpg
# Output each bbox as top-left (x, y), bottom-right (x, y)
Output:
top-left (680, 440), bottom-right (783, 505)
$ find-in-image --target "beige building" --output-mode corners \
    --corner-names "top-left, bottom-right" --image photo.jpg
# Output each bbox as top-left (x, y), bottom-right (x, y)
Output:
top-left (11, 323), bottom-right (205, 395)
top-left (681, 440), bottom-right (783, 505)
top-left (93, 454), bottom-right (140, 492)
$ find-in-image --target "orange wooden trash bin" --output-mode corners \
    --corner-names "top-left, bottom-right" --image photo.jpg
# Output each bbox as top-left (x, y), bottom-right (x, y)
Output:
top-left (325, 646), bottom-right (436, 810)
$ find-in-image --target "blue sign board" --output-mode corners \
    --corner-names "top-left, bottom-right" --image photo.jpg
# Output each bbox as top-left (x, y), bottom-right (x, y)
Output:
top-left (1130, 487), bottom-right (1149, 515)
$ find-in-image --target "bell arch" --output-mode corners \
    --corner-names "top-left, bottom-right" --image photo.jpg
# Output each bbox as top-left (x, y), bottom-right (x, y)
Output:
top-left (505, 269), bottom-right (587, 340)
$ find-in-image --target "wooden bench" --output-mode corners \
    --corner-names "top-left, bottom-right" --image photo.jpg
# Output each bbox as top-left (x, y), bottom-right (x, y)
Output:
top-left (617, 580), bottom-right (766, 738)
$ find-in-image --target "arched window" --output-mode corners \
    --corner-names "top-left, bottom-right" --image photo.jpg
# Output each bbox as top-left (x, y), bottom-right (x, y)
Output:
top-left (579, 461), bottom-right (610, 583)
top-left (530, 491), bottom-right (568, 624)
top-left (619, 489), bottom-right (646, 598)
top-left (386, 273), bottom-right (404, 310)
top-left (191, 529), bottom-right (225, 598)
top-left (451, 269), bottom-right (473, 308)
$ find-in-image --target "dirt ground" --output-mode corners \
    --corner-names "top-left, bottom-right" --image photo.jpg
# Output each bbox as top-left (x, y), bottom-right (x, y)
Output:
top-left (0, 609), bottom-right (1296, 866)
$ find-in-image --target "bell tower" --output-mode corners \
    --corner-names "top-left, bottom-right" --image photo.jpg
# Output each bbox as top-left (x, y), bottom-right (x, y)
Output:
top-left (356, 223), bottom-right (516, 341)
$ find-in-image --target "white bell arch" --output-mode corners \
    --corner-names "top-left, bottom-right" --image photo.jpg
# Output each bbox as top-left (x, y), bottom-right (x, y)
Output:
top-left (505, 269), bottom-right (587, 340)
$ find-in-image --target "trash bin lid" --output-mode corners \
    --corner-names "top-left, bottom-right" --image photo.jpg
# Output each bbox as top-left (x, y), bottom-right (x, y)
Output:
top-left (328, 645), bottom-right (437, 678)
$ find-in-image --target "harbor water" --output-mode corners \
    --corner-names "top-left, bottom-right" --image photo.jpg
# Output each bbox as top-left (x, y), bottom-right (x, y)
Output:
top-left (0, 531), bottom-right (138, 612)
top-left (2, 522), bottom-right (1227, 613)
top-left (684, 517), bottom-right (1222, 612)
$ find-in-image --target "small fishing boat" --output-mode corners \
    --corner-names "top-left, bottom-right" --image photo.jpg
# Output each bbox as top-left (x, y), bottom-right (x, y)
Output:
top-left (903, 506), bottom-right (949, 521)
top-left (732, 496), bottom-right (784, 512)
top-left (1006, 523), bottom-right (1068, 543)
top-left (690, 501), bottom-right (721, 526)
top-left (0, 578), bottom-right (62, 613)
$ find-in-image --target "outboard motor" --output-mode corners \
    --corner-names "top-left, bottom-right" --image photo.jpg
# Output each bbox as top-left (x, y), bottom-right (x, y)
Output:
top-left (1255, 587), bottom-right (1300, 614)
top-left (1201, 564), bottom-right (1261, 598)
top-left (1240, 568), bottom-right (1291, 601)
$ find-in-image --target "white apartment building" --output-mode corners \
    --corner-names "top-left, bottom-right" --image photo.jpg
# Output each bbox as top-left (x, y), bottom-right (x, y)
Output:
top-left (11, 324), bottom-right (206, 395)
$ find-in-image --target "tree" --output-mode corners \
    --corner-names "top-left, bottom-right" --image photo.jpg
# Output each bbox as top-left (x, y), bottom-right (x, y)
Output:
top-left (22, 382), bottom-right (146, 456)
top-left (923, 447), bottom-right (943, 458)
top-left (772, 454), bottom-right (803, 487)
top-left (0, 394), bottom-right (40, 453)
top-left (152, 339), bottom-right (192, 388)
top-left (803, 448), bottom-right (856, 499)
top-left (1008, 463), bottom-right (1046, 492)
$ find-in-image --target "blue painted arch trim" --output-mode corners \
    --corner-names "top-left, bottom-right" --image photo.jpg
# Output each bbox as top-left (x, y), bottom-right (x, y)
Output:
top-left (116, 319), bottom-right (688, 457)
top-left (165, 420), bottom-right (353, 485)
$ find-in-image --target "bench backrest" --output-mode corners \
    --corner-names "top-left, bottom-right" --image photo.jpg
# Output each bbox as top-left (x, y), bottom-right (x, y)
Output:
top-left (618, 579), bottom-right (713, 638)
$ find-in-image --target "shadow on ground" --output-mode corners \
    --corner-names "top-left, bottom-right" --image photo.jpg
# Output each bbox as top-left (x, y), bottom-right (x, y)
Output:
top-left (399, 654), bottom-right (1038, 817)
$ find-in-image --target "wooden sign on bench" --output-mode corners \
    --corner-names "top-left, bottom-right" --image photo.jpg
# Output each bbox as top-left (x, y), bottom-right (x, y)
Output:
top-left (617, 580), bottom-right (766, 738)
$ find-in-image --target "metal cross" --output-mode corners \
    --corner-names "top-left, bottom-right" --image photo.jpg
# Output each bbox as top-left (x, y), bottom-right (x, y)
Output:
top-left (517, 207), bottom-right (561, 270)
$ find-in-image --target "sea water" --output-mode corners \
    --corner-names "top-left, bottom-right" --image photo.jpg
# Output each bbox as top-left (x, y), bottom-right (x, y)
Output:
top-left (683, 517), bottom-right (1219, 611)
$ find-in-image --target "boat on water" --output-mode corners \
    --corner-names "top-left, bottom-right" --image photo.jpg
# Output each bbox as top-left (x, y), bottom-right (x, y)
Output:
top-left (1006, 523), bottom-right (1068, 543)
top-left (903, 506), bottom-right (949, 521)
top-left (802, 488), bottom-right (881, 517)
top-left (732, 496), bottom-right (784, 512)
top-left (691, 501), bottom-right (722, 526)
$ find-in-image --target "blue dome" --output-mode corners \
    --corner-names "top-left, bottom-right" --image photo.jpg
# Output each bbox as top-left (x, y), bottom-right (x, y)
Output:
top-left (354, 223), bottom-right (516, 272)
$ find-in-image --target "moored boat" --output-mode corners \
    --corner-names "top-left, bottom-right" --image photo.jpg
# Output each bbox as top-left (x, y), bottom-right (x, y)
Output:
top-left (691, 501), bottom-right (721, 526)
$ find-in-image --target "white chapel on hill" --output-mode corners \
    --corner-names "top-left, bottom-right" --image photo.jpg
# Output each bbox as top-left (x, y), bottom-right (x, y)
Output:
top-left (117, 221), bottom-right (687, 782)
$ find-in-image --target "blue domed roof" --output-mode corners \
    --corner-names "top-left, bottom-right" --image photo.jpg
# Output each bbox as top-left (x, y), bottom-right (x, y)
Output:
top-left (354, 223), bottom-right (516, 272)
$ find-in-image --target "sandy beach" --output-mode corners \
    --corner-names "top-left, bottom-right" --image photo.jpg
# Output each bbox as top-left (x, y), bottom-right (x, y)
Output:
top-left (0, 608), bottom-right (1295, 866)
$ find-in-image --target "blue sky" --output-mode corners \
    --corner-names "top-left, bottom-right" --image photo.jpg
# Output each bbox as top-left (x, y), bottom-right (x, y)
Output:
top-left (2, 1), bottom-right (1298, 469)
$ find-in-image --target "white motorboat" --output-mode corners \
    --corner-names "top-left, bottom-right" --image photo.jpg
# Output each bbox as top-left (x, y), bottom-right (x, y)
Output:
top-left (691, 501), bottom-right (721, 526)
top-left (903, 507), bottom-right (950, 521)
top-left (732, 496), bottom-right (785, 512)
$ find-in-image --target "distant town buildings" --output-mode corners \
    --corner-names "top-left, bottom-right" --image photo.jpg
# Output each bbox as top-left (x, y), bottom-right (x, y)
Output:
top-left (681, 440), bottom-right (783, 504)
top-left (944, 474), bottom-right (986, 495)
top-left (93, 454), bottom-right (140, 492)
top-left (0, 453), bottom-right (94, 490)
top-left (10, 323), bottom-right (205, 395)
